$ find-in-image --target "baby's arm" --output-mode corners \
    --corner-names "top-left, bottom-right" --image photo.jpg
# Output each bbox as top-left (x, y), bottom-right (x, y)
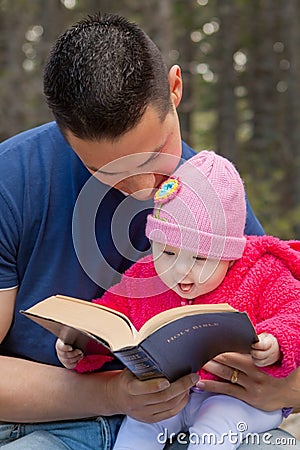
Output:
top-left (55, 338), bottom-right (83, 369)
top-left (251, 332), bottom-right (280, 367)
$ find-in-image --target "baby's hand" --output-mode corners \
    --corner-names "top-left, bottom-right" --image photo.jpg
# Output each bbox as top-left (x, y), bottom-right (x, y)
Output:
top-left (251, 332), bottom-right (280, 367)
top-left (55, 338), bottom-right (83, 369)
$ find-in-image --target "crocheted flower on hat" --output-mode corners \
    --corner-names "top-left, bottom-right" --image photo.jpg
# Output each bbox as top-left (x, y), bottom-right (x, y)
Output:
top-left (154, 177), bottom-right (180, 204)
top-left (153, 177), bottom-right (181, 221)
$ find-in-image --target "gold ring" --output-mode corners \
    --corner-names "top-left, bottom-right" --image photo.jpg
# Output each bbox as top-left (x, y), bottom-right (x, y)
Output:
top-left (230, 369), bottom-right (239, 384)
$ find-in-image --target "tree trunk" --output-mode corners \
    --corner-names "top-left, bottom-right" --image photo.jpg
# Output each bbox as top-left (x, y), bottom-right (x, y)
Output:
top-left (214, 0), bottom-right (238, 163)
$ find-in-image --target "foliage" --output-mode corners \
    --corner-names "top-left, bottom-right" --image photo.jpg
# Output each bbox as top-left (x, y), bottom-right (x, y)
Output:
top-left (1, 0), bottom-right (299, 238)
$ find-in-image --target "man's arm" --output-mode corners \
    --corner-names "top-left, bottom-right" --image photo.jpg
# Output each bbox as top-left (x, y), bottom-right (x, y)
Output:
top-left (245, 196), bottom-right (265, 236)
top-left (0, 289), bottom-right (198, 423)
top-left (0, 357), bottom-right (198, 423)
top-left (0, 287), bottom-right (16, 343)
top-left (199, 353), bottom-right (300, 411)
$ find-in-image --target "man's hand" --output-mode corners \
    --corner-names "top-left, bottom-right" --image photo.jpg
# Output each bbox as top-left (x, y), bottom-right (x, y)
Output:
top-left (106, 368), bottom-right (199, 423)
top-left (197, 352), bottom-right (300, 411)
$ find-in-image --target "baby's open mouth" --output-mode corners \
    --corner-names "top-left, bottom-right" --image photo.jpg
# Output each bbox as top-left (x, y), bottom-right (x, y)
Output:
top-left (178, 283), bottom-right (194, 294)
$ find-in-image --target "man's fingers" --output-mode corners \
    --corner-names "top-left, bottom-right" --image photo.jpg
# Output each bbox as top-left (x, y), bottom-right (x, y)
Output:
top-left (134, 390), bottom-right (190, 423)
top-left (126, 369), bottom-right (199, 398)
top-left (113, 369), bottom-right (199, 422)
top-left (150, 391), bottom-right (190, 423)
top-left (197, 378), bottom-right (247, 400)
top-left (202, 359), bottom-right (245, 386)
top-left (204, 352), bottom-right (258, 377)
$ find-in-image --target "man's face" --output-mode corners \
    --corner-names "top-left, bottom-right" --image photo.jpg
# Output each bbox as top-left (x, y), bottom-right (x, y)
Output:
top-left (66, 106), bottom-right (182, 200)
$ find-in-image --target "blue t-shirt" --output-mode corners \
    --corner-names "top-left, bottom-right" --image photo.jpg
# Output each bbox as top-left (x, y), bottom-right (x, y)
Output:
top-left (0, 122), bottom-right (264, 365)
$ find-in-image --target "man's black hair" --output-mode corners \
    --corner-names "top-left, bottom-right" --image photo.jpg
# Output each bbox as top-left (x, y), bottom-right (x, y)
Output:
top-left (43, 13), bottom-right (173, 140)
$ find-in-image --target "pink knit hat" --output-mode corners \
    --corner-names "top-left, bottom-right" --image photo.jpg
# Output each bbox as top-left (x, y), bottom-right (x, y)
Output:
top-left (146, 151), bottom-right (246, 260)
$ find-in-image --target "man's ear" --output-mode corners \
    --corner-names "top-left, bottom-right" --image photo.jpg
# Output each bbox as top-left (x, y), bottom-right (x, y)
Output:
top-left (168, 65), bottom-right (183, 109)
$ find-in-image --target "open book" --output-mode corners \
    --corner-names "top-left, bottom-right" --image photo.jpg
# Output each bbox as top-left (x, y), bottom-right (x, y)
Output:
top-left (22, 295), bottom-right (258, 382)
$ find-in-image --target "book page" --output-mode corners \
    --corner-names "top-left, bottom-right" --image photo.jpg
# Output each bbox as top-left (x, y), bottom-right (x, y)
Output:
top-left (135, 303), bottom-right (236, 344)
top-left (22, 295), bottom-right (138, 350)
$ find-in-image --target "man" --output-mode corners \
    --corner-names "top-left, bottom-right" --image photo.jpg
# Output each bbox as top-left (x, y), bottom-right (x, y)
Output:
top-left (0, 13), bottom-right (299, 449)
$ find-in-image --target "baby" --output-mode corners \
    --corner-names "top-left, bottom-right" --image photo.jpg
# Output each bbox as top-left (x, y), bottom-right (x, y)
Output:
top-left (57, 151), bottom-right (300, 449)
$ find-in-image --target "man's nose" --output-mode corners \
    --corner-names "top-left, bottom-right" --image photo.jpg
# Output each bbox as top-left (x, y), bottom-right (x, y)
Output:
top-left (128, 173), bottom-right (157, 192)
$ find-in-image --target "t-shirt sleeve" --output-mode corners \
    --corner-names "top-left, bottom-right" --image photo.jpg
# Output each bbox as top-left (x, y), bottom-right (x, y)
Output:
top-left (244, 195), bottom-right (265, 236)
top-left (0, 191), bottom-right (19, 289)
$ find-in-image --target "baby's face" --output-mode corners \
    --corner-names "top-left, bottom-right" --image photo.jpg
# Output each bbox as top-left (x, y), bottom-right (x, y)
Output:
top-left (152, 242), bottom-right (231, 299)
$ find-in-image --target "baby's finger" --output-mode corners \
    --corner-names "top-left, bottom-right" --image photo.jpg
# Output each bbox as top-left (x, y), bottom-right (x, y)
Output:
top-left (55, 338), bottom-right (73, 352)
top-left (61, 360), bottom-right (78, 369)
top-left (68, 354), bottom-right (83, 365)
top-left (253, 356), bottom-right (273, 367)
top-left (60, 353), bottom-right (83, 368)
top-left (66, 349), bottom-right (83, 360)
top-left (251, 349), bottom-right (266, 361)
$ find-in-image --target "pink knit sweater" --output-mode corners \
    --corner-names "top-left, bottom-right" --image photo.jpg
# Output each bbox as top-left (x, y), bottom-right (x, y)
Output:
top-left (76, 236), bottom-right (300, 378)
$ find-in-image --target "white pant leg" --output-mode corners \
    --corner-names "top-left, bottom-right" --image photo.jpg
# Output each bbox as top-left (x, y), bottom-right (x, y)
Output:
top-left (113, 410), bottom-right (186, 450)
top-left (186, 394), bottom-right (283, 450)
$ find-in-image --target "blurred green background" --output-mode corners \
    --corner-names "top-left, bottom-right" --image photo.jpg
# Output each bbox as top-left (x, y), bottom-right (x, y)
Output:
top-left (1, 0), bottom-right (299, 238)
